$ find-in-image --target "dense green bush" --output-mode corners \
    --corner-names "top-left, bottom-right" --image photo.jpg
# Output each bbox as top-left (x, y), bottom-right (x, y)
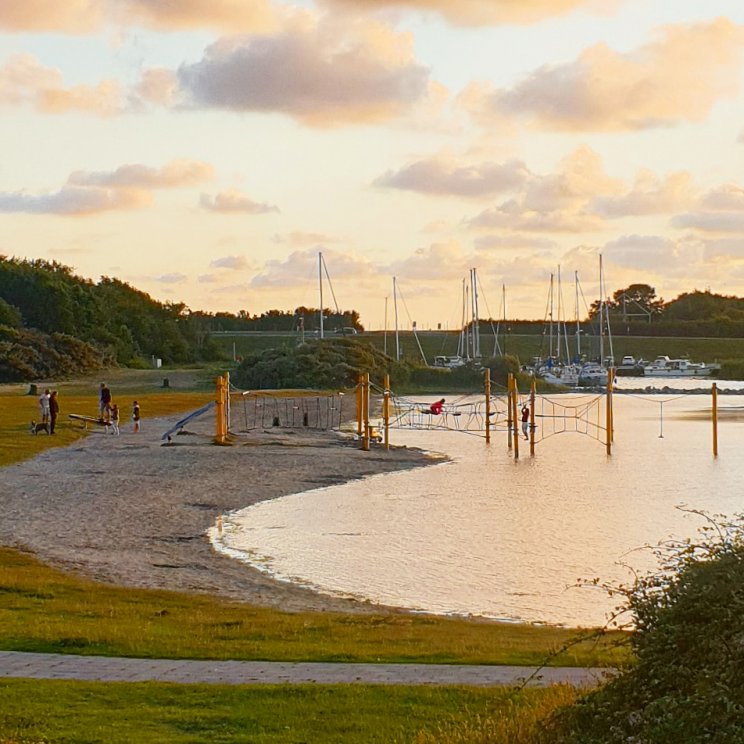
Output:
top-left (542, 512), bottom-right (744, 743)
top-left (0, 325), bottom-right (106, 382)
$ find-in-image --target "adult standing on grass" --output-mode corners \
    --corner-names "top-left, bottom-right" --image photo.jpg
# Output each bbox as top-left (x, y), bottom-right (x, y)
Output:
top-left (39, 388), bottom-right (50, 424)
top-left (99, 383), bottom-right (111, 421)
top-left (49, 391), bottom-right (59, 434)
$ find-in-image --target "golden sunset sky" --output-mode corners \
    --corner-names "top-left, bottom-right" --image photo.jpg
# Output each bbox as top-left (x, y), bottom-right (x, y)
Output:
top-left (2, 0), bottom-right (744, 329)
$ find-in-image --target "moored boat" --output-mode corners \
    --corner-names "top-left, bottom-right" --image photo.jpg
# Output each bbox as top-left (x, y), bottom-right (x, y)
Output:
top-left (643, 356), bottom-right (719, 377)
top-left (615, 355), bottom-right (645, 376)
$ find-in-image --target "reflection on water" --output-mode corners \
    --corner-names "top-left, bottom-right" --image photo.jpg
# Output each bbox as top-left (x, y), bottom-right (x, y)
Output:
top-left (212, 392), bottom-right (744, 627)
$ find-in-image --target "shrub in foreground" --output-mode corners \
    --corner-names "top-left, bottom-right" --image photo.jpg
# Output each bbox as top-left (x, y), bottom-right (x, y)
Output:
top-left (542, 511), bottom-right (744, 743)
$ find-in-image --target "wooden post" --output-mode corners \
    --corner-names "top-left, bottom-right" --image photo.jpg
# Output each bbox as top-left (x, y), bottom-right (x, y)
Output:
top-left (485, 368), bottom-right (491, 444)
top-left (356, 374), bottom-right (363, 437)
top-left (512, 377), bottom-right (519, 460)
top-left (507, 373), bottom-right (513, 451)
top-left (606, 367), bottom-right (613, 456)
top-left (530, 378), bottom-right (536, 457)
top-left (215, 375), bottom-right (226, 444)
top-left (383, 373), bottom-right (390, 451)
top-left (712, 382), bottom-right (718, 458)
top-left (362, 372), bottom-right (370, 451)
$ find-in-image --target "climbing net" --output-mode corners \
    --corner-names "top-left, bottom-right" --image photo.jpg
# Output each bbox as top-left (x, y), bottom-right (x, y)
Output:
top-left (528, 393), bottom-right (607, 443)
top-left (375, 380), bottom-right (610, 444)
top-left (229, 390), bottom-right (345, 431)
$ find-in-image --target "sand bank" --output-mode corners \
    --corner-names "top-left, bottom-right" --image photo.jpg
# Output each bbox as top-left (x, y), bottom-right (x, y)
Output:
top-left (0, 415), bottom-right (437, 614)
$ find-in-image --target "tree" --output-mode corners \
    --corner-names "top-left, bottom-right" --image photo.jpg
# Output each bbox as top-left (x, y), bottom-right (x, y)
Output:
top-left (589, 283), bottom-right (663, 321)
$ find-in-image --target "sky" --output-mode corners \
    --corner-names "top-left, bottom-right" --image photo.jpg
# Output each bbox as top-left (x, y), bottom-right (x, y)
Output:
top-left (2, 0), bottom-right (744, 330)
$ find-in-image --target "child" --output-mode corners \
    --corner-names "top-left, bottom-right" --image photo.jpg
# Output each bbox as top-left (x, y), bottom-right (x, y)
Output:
top-left (110, 403), bottom-right (120, 436)
top-left (132, 400), bottom-right (140, 433)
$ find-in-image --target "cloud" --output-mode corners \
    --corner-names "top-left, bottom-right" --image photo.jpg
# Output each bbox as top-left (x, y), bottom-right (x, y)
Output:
top-left (374, 156), bottom-right (529, 198)
top-left (0, 186), bottom-right (150, 216)
top-left (384, 240), bottom-right (470, 282)
top-left (602, 234), bottom-right (679, 271)
top-left (592, 170), bottom-right (697, 217)
top-left (68, 160), bottom-right (214, 188)
top-left (0, 54), bottom-right (127, 115)
top-left (702, 237), bottom-right (744, 260)
top-left (251, 248), bottom-right (375, 288)
top-left (462, 18), bottom-right (744, 131)
top-left (671, 212), bottom-right (744, 233)
top-left (319, 0), bottom-right (601, 27)
top-left (209, 255), bottom-right (249, 270)
top-left (152, 273), bottom-right (188, 284)
top-left (0, 159), bottom-right (207, 216)
top-left (0, 0), bottom-right (277, 34)
top-left (469, 203), bottom-right (604, 233)
top-left (474, 234), bottom-right (557, 251)
top-left (0, 0), bottom-right (103, 33)
top-left (699, 183), bottom-right (744, 211)
top-left (176, 17), bottom-right (432, 126)
top-left (199, 190), bottom-right (279, 214)
top-left (272, 231), bottom-right (339, 246)
top-left (111, 0), bottom-right (278, 33)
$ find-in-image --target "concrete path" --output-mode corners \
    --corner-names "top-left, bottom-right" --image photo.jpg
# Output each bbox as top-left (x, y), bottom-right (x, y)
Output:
top-left (0, 651), bottom-right (613, 687)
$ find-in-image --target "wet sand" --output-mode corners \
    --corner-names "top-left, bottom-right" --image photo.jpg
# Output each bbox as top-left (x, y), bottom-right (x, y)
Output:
top-left (0, 415), bottom-right (439, 614)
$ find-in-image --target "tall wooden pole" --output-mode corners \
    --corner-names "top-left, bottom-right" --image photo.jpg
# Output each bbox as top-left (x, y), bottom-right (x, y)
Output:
top-left (605, 367), bottom-right (613, 455)
top-left (712, 382), bottom-right (718, 458)
top-left (383, 373), bottom-right (390, 450)
top-left (362, 372), bottom-right (370, 451)
top-left (512, 377), bottom-right (520, 460)
top-left (507, 373), bottom-right (513, 451)
top-left (485, 368), bottom-right (491, 444)
top-left (356, 374), bottom-right (363, 437)
top-left (530, 378), bottom-right (536, 457)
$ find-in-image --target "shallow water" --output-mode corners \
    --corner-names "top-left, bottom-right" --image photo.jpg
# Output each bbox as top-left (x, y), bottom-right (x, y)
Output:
top-left (212, 390), bottom-right (744, 627)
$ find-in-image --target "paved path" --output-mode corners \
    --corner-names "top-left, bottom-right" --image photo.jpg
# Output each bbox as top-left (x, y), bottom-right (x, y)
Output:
top-left (0, 651), bottom-right (612, 687)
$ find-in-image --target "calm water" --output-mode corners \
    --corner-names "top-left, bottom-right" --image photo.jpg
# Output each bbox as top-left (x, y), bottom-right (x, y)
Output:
top-left (211, 388), bottom-right (744, 627)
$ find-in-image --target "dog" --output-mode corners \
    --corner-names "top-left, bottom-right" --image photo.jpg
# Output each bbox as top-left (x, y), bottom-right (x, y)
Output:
top-left (30, 420), bottom-right (49, 435)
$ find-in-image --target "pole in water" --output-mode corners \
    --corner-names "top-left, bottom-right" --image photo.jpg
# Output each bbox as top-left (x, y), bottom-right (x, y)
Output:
top-left (484, 368), bottom-right (491, 444)
top-left (658, 401), bottom-right (664, 439)
top-left (712, 382), bottom-right (718, 457)
top-left (507, 374), bottom-right (513, 451)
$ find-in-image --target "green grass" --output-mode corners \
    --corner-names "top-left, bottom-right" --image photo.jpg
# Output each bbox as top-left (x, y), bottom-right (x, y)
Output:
top-left (0, 679), bottom-right (578, 744)
top-left (0, 548), bottom-right (629, 667)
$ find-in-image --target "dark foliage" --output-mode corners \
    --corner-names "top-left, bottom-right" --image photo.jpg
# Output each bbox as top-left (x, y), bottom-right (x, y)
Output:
top-left (542, 512), bottom-right (744, 743)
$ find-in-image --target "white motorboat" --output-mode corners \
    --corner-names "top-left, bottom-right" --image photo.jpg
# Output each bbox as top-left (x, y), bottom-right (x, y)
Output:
top-left (643, 356), bottom-right (719, 378)
top-left (538, 362), bottom-right (580, 387)
top-left (579, 362), bottom-right (608, 386)
top-left (615, 355), bottom-right (645, 376)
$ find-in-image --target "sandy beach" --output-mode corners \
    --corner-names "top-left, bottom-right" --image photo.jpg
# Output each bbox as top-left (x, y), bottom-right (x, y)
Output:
top-left (0, 413), bottom-right (438, 614)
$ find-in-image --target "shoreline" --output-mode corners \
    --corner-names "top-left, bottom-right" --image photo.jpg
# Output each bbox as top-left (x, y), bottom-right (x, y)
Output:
top-left (0, 415), bottom-right (440, 615)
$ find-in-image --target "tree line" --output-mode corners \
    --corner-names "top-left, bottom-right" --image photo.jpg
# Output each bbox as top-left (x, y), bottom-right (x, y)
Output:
top-left (0, 257), bottom-right (362, 381)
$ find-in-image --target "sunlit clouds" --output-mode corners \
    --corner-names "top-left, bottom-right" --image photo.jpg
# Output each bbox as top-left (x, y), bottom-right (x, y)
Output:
top-left (176, 17), bottom-right (433, 126)
top-left (462, 18), bottom-right (744, 132)
top-left (3, 0), bottom-right (744, 323)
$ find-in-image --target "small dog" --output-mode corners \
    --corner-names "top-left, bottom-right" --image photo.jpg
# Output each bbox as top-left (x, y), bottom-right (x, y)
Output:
top-left (30, 420), bottom-right (49, 435)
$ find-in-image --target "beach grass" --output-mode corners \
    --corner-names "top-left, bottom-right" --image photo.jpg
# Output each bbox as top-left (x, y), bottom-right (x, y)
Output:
top-left (0, 678), bottom-right (578, 743)
top-left (0, 548), bottom-right (630, 667)
top-left (0, 370), bottom-right (216, 469)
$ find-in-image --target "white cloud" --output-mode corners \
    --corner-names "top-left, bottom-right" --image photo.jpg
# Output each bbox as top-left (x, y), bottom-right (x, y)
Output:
top-left (199, 190), bottom-right (278, 214)
top-left (461, 19), bottom-right (744, 132)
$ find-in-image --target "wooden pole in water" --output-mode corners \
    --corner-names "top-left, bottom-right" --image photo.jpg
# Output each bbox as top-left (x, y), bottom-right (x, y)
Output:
top-left (512, 377), bottom-right (520, 460)
top-left (215, 374), bottom-right (226, 444)
top-left (507, 373), bottom-right (513, 451)
top-left (362, 372), bottom-right (370, 451)
top-left (605, 367), bottom-right (613, 456)
top-left (712, 382), bottom-right (718, 458)
top-left (485, 368), bottom-right (491, 444)
top-left (383, 373), bottom-right (390, 450)
top-left (530, 378), bottom-right (536, 457)
top-left (356, 374), bottom-right (363, 437)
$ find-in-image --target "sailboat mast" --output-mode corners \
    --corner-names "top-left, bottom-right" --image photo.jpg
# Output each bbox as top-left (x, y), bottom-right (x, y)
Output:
top-left (472, 268), bottom-right (480, 359)
top-left (318, 251), bottom-right (324, 340)
top-left (384, 296), bottom-right (388, 356)
top-left (393, 276), bottom-right (400, 361)
top-left (549, 273), bottom-right (554, 360)
top-left (575, 271), bottom-right (581, 359)
top-left (502, 284), bottom-right (507, 357)
top-left (599, 254), bottom-right (604, 363)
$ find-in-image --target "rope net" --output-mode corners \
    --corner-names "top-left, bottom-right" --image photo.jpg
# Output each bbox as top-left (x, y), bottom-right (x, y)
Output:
top-left (228, 390), bottom-right (344, 431)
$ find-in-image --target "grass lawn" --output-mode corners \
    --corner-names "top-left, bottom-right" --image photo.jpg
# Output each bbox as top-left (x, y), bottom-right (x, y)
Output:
top-left (0, 679), bottom-right (578, 744)
top-left (0, 548), bottom-right (629, 667)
